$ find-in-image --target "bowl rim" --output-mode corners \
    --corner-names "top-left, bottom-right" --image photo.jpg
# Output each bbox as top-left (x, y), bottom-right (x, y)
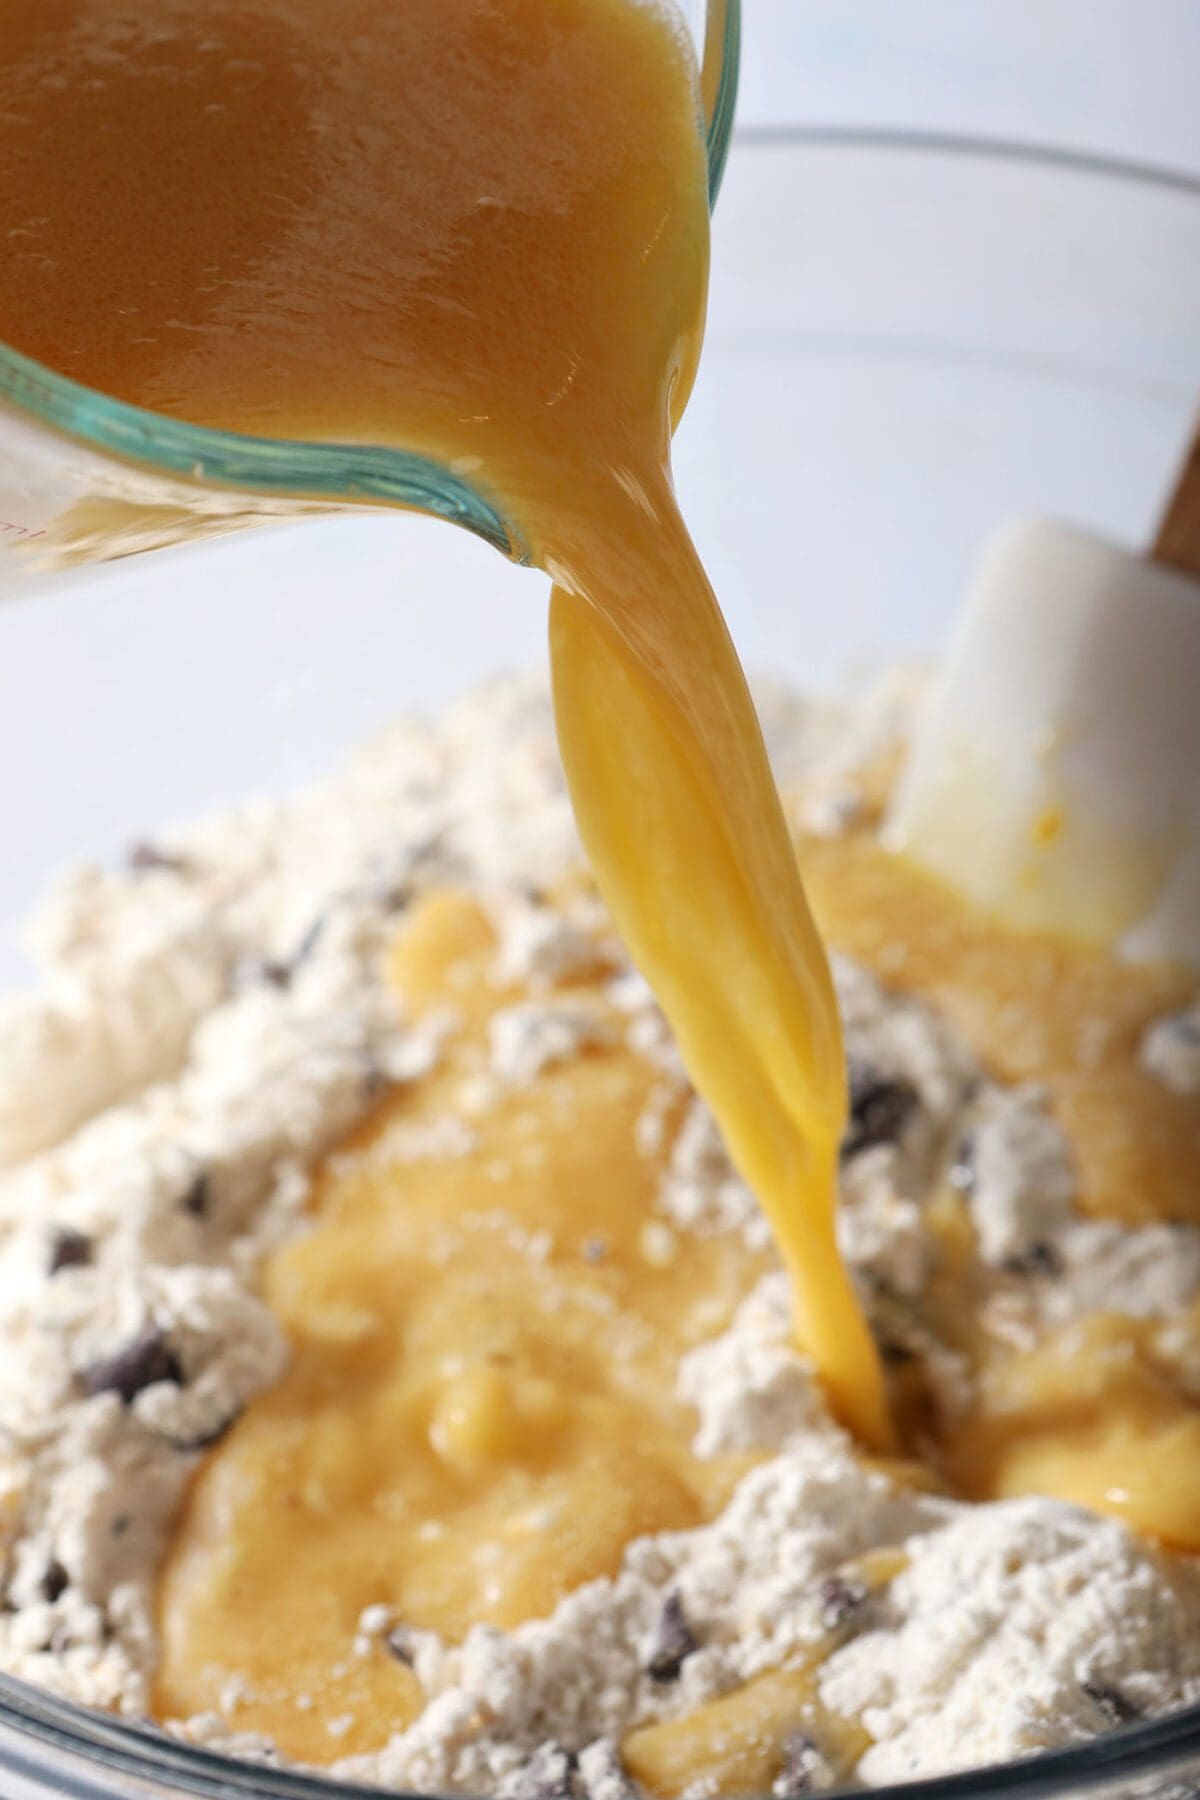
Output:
top-left (729, 121), bottom-right (1200, 200)
top-left (4, 1660), bottom-right (1200, 1800)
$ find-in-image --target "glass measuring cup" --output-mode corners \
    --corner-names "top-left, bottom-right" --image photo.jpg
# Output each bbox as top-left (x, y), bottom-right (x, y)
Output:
top-left (0, 0), bottom-right (739, 598)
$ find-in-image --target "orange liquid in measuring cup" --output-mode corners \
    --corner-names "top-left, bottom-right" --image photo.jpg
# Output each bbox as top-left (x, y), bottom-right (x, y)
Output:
top-left (0, 0), bottom-right (887, 1443)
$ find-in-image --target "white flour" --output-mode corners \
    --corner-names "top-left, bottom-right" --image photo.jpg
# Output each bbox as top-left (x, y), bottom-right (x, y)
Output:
top-left (1, 671), bottom-right (1199, 1794)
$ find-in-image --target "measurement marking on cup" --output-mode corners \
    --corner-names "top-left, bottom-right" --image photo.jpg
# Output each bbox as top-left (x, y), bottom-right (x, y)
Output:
top-left (0, 520), bottom-right (46, 539)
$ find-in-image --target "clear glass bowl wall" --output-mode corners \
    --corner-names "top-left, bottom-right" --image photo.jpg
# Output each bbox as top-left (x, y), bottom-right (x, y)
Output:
top-left (2, 121), bottom-right (1200, 1800)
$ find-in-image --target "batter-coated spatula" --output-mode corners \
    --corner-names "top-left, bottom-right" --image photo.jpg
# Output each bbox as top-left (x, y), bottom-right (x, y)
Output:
top-left (889, 418), bottom-right (1200, 968)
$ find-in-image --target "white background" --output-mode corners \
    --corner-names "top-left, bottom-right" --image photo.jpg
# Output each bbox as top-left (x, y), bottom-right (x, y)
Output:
top-left (741, 0), bottom-right (1200, 170)
top-left (1, 2), bottom-right (1198, 983)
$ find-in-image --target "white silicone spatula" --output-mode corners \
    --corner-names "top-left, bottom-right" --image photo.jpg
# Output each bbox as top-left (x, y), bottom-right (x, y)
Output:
top-left (888, 419), bottom-right (1200, 968)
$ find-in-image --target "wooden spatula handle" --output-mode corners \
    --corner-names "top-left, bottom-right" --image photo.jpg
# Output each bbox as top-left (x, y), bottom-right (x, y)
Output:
top-left (1152, 413), bottom-right (1200, 579)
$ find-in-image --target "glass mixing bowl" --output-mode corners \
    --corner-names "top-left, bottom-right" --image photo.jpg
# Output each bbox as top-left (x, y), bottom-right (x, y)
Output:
top-left (3, 35), bottom-right (1200, 1800)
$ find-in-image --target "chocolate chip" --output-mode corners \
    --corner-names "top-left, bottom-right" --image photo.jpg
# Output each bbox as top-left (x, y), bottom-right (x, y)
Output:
top-left (291, 915), bottom-right (325, 966)
top-left (362, 1060), bottom-right (393, 1102)
top-left (232, 950), bottom-right (298, 994)
top-left (375, 880), bottom-right (414, 914)
top-left (179, 1172), bottom-right (212, 1220)
top-left (508, 1744), bottom-right (587, 1800)
top-left (645, 1588), bottom-right (697, 1681)
top-left (879, 1336), bottom-right (916, 1367)
top-left (40, 1560), bottom-right (69, 1603)
top-left (111, 1515), bottom-right (131, 1538)
top-left (126, 841), bottom-right (188, 874)
top-left (1002, 1241), bottom-right (1064, 1279)
top-left (385, 1625), bottom-right (415, 1667)
top-left (773, 1732), bottom-right (835, 1797)
top-left (1082, 1681), bottom-right (1141, 1728)
top-left (233, 917), bottom-right (325, 994)
top-left (407, 830), bottom-right (447, 873)
top-left (817, 1574), bottom-right (868, 1633)
top-left (79, 1327), bottom-right (183, 1405)
top-left (841, 1062), bottom-right (919, 1161)
top-left (48, 1228), bottom-right (93, 1276)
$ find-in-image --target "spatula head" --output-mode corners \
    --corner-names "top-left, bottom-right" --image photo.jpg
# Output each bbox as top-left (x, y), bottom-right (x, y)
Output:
top-left (888, 519), bottom-right (1200, 967)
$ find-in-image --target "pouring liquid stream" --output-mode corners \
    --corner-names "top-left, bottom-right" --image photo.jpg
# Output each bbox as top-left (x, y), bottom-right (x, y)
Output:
top-left (0, 0), bottom-right (888, 1453)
